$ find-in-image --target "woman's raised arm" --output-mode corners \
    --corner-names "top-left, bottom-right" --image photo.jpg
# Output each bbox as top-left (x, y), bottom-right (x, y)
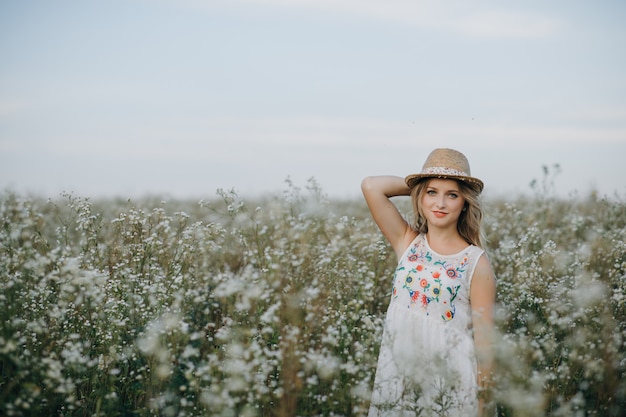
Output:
top-left (361, 176), bottom-right (416, 258)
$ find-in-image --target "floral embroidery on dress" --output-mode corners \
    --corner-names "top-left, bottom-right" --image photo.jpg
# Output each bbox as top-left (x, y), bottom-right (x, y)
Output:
top-left (369, 233), bottom-right (484, 416)
top-left (393, 238), bottom-right (473, 322)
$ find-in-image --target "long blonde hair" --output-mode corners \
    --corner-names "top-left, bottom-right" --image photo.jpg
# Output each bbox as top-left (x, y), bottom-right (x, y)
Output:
top-left (410, 179), bottom-right (485, 248)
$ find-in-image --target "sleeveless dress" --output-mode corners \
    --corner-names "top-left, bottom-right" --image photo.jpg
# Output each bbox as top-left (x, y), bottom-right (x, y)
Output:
top-left (368, 234), bottom-right (484, 417)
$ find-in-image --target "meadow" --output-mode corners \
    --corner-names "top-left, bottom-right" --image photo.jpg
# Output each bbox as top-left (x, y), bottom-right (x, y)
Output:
top-left (1, 172), bottom-right (625, 416)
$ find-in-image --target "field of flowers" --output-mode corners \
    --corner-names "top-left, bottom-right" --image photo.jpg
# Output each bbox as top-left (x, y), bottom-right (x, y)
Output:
top-left (1, 174), bottom-right (625, 417)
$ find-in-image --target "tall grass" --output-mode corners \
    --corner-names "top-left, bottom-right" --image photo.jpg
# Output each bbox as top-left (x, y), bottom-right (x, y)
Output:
top-left (1, 175), bottom-right (624, 416)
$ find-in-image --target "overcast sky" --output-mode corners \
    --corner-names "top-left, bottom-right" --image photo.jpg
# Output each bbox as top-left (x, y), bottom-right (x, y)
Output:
top-left (1, 0), bottom-right (625, 201)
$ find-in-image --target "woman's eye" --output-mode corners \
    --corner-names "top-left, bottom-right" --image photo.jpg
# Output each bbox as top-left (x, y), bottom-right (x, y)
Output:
top-left (449, 193), bottom-right (458, 199)
top-left (427, 190), bottom-right (436, 195)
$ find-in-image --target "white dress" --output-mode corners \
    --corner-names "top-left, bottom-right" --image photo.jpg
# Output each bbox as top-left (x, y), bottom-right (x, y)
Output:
top-left (368, 234), bottom-right (484, 417)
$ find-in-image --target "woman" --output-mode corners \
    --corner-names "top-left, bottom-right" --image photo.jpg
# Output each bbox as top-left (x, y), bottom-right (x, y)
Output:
top-left (362, 148), bottom-right (496, 416)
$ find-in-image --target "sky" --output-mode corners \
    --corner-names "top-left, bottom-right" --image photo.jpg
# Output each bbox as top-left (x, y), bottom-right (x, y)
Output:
top-left (1, 0), bottom-right (625, 201)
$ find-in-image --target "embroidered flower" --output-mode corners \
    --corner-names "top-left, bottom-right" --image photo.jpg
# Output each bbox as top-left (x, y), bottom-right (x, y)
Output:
top-left (408, 253), bottom-right (419, 262)
top-left (432, 271), bottom-right (441, 279)
top-left (419, 278), bottom-right (428, 288)
top-left (430, 286), bottom-right (440, 297)
top-left (442, 310), bottom-right (454, 321)
top-left (446, 267), bottom-right (458, 279)
top-left (416, 264), bottom-right (424, 271)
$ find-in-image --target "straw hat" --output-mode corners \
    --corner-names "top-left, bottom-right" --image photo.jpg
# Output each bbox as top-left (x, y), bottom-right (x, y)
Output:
top-left (405, 148), bottom-right (484, 192)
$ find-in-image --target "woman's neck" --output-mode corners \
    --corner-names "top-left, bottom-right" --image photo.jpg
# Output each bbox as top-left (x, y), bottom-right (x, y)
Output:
top-left (425, 229), bottom-right (467, 254)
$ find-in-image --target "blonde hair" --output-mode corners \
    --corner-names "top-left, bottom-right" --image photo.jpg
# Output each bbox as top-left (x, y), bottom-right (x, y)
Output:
top-left (410, 179), bottom-right (485, 248)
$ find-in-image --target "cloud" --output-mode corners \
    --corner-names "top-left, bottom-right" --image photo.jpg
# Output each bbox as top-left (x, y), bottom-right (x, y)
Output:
top-left (224, 0), bottom-right (561, 38)
top-left (198, 115), bottom-right (626, 147)
top-left (2, 113), bottom-right (623, 199)
top-left (0, 100), bottom-right (24, 117)
top-left (452, 10), bottom-right (561, 38)
top-left (10, 115), bottom-right (617, 164)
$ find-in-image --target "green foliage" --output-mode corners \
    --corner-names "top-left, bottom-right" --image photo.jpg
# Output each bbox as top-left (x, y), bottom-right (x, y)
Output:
top-left (1, 176), bottom-right (625, 416)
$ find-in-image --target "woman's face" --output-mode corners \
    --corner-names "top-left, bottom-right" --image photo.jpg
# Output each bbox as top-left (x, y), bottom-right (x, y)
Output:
top-left (420, 178), bottom-right (466, 229)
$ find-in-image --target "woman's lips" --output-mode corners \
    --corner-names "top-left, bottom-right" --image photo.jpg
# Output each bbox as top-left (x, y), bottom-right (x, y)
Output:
top-left (433, 211), bottom-right (447, 218)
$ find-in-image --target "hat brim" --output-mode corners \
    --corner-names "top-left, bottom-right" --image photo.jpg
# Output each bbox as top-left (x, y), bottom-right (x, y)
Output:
top-left (405, 173), bottom-right (484, 193)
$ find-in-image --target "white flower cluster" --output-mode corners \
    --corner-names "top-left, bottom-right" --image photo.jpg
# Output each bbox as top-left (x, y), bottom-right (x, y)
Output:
top-left (1, 178), bottom-right (625, 416)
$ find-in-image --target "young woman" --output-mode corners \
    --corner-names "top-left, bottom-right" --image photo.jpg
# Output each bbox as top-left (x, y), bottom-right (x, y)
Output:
top-left (362, 148), bottom-right (496, 417)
